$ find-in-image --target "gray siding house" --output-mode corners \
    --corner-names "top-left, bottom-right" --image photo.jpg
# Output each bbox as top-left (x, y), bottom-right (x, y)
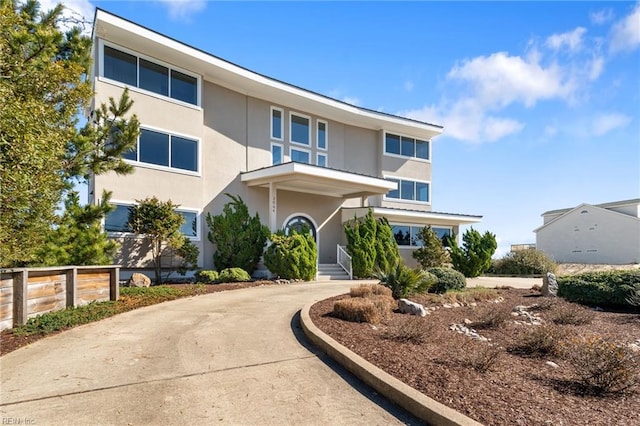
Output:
top-left (90, 9), bottom-right (482, 277)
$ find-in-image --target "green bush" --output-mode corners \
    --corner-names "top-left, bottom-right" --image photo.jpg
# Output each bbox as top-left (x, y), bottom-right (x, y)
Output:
top-left (426, 267), bottom-right (467, 293)
top-left (377, 263), bottom-right (436, 299)
top-left (490, 250), bottom-right (557, 275)
top-left (557, 270), bottom-right (640, 307)
top-left (412, 226), bottom-right (449, 268)
top-left (218, 267), bottom-right (251, 283)
top-left (195, 270), bottom-right (219, 283)
top-left (344, 209), bottom-right (400, 278)
top-left (263, 230), bottom-right (317, 280)
top-left (449, 228), bottom-right (497, 277)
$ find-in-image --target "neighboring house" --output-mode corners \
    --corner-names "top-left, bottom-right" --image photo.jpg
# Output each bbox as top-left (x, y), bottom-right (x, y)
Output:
top-left (510, 244), bottom-right (536, 253)
top-left (90, 9), bottom-right (482, 277)
top-left (534, 199), bottom-right (640, 265)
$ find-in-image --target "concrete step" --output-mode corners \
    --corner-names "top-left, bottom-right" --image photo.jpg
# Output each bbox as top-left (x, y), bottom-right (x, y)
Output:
top-left (317, 264), bottom-right (351, 280)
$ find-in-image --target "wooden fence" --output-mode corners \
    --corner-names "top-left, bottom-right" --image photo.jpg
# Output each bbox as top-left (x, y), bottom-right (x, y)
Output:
top-left (0, 265), bottom-right (119, 330)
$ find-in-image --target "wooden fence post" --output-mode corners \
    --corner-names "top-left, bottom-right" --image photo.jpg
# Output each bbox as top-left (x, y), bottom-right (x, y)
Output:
top-left (110, 267), bottom-right (119, 301)
top-left (66, 267), bottom-right (77, 307)
top-left (13, 270), bottom-right (28, 327)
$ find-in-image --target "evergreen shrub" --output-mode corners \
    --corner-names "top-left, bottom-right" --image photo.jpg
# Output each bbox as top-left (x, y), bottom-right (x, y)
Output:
top-left (490, 250), bottom-right (557, 275)
top-left (195, 270), bottom-right (219, 284)
top-left (218, 267), bottom-right (251, 283)
top-left (557, 270), bottom-right (640, 307)
top-left (263, 230), bottom-right (317, 281)
top-left (426, 267), bottom-right (467, 293)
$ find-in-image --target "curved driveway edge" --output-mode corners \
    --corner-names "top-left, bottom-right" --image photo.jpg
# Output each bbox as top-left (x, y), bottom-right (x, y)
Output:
top-left (300, 303), bottom-right (483, 426)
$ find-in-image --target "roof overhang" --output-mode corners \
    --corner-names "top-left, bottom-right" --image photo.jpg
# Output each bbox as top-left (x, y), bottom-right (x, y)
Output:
top-left (342, 207), bottom-right (483, 227)
top-left (93, 9), bottom-right (443, 139)
top-left (241, 162), bottom-right (396, 198)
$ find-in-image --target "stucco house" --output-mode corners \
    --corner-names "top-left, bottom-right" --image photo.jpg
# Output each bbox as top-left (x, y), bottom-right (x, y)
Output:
top-left (534, 199), bottom-right (640, 265)
top-left (90, 9), bottom-right (482, 278)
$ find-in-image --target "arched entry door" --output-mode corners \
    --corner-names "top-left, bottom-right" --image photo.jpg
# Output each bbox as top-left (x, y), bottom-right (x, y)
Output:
top-left (284, 215), bottom-right (317, 241)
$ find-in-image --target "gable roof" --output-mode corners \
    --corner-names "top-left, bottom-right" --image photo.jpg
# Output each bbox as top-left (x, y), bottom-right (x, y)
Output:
top-left (92, 9), bottom-right (443, 139)
top-left (534, 201), bottom-right (640, 233)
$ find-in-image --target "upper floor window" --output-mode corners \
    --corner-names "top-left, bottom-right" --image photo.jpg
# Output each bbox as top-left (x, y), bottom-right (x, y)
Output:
top-left (385, 177), bottom-right (430, 203)
top-left (290, 113), bottom-right (310, 145)
top-left (101, 43), bottom-right (199, 106)
top-left (125, 128), bottom-right (198, 173)
top-left (317, 120), bottom-right (327, 150)
top-left (385, 132), bottom-right (429, 161)
top-left (271, 107), bottom-right (283, 140)
top-left (271, 143), bottom-right (283, 165)
top-left (317, 153), bottom-right (327, 167)
top-left (105, 204), bottom-right (199, 239)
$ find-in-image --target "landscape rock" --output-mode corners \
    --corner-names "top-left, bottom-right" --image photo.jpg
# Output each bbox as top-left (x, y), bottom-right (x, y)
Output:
top-left (127, 273), bottom-right (151, 288)
top-left (541, 272), bottom-right (558, 297)
top-left (398, 299), bottom-right (427, 317)
top-left (545, 361), bottom-right (559, 368)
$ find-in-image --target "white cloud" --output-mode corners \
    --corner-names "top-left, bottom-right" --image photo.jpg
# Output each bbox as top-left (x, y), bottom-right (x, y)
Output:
top-left (588, 55), bottom-right (605, 81)
top-left (591, 112), bottom-right (632, 136)
top-left (484, 117), bottom-right (525, 141)
top-left (609, 3), bottom-right (640, 53)
top-left (590, 8), bottom-right (614, 25)
top-left (39, 0), bottom-right (94, 34)
top-left (404, 80), bottom-right (414, 92)
top-left (544, 125), bottom-right (557, 137)
top-left (546, 27), bottom-right (587, 52)
top-left (447, 52), bottom-right (573, 108)
top-left (157, 0), bottom-right (206, 21)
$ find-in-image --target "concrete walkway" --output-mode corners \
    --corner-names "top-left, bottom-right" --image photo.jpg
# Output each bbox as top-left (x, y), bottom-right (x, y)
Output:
top-left (1, 281), bottom-right (420, 425)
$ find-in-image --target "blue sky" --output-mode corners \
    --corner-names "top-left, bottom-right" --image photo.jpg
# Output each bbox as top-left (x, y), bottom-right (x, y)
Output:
top-left (52, 0), bottom-right (639, 257)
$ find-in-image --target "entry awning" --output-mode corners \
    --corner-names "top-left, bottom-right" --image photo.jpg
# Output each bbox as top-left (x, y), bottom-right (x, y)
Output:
top-left (342, 207), bottom-right (483, 226)
top-left (241, 162), bottom-right (397, 198)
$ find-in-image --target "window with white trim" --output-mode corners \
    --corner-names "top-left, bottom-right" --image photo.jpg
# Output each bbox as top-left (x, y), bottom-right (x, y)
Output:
top-left (102, 43), bottom-right (199, 106)
top-left (291, 147), bottom-right (311, 164)
top-left (384, 132), bottom-right (429, 160)
top-left (105, 203), bottom-right (199, 239)
top-left (290, 113), bottom-right (310, 145)
top-left (271, 142), bottom-right (283, 165)
top-left (271, 107), bottom-right (283, 140)
top-left (385, 178), bottom-right (429, 203)
top-left (125, 128), bottom-right (198, 173)
top-left (391, 224), bottom-right (451, 247)
top-left (317, 120), bottom-right (327, 150)
top-left (317, 153), bottom-right (327, 167)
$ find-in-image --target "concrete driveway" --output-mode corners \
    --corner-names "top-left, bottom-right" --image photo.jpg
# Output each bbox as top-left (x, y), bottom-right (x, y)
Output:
top-left (1, 281), bottom-right (420, 425)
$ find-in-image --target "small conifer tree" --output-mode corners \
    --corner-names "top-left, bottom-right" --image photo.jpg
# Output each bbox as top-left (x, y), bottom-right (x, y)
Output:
top-left (449, 228), bottom-right (497, 277)
top-left (412, 226), bottom-right (449, 268)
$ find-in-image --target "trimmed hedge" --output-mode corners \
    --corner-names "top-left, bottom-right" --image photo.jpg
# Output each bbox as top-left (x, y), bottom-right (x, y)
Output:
top-left (425, 267), bottom-right (467, 294)
top-left (218, 267), bottom-right (251, 283)
top-left (557, 270), bottom-right (640, 307)
top-left (195, 270), bottom-right (219, 284)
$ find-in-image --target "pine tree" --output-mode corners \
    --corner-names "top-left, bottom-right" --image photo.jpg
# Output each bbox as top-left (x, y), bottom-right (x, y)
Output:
top-left (449, 228), bottom-right (497, 277)
top-left (412, 226), bottom-right (449, 268)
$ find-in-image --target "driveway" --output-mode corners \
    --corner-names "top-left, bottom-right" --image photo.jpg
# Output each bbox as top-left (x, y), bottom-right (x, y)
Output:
top-left (1, 281), bottom-right (419, 425)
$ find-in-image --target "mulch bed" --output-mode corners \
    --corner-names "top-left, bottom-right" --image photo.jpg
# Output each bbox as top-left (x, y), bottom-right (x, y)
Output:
top-left (309, 288), bottom-right (640, 425)
top-left (1, 281), bottom-right (278, 356)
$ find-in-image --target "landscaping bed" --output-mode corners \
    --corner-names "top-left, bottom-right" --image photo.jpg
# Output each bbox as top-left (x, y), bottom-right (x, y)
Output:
top-left (309, 288), bottom-right (640, 425)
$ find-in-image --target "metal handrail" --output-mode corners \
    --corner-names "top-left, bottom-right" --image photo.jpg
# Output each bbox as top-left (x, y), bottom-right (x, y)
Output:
top-left (336, 244), bottom-right (353, 280)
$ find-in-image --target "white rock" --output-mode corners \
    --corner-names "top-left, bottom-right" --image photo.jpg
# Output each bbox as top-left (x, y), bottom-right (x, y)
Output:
top-left (545, 361), bottom-right (559, 368)
top-left (398, 299), bottom-right (427, 317)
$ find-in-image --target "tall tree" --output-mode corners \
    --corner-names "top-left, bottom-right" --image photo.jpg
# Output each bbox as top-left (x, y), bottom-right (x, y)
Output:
top-left (412, 226), bottom-right (450, 268)
top-left (449, 228), bottom-right (497, 278)
top-left (0, 0), bottom-right (139, 267)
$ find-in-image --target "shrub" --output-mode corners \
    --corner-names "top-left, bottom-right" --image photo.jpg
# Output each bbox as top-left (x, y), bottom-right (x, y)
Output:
top-left (464, 343), bottom-right (503, 373)
top-left (449, 228), bottom-right (497, 277)
top-left (558, 270), bottom-right (640, 307)
top-left (377, 263), bottom-right (436, 299)
top-left (218, 267), bottom-right (251, 283)
top-left (509, 324), bottom-right (568, 357)
top-left (350, 283), bottom-right (393, 299)
top-left (263, 230), bottom-right (317, 280)
top-left (384, 319), bottom-right (430, 344)
top-left (412, 226), bottom-right (449, 268)
top-left (206, 194), bottom-right (270, 275)
top-left (626, 281), bottom-right (640, 307)
top-left (471, 307), bottom-right (510, 329)
top-left (333, 297), bottom-right (388, 324)
top-left (549, 304), bottom-right (594, 326)
top-left (426, 267), bottom-right (467, 294)
top-left (344, 209), bottom-right (400, 278)
top-left (195, 270), bottom-right (219, 284)
top-left (490, 250), bottom-right (557, 275)
top-left (562, 335), bottom-right (640, 395)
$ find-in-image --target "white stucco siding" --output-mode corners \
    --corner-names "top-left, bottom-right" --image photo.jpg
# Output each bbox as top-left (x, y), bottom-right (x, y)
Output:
top-left (536, 206), bottom-right (640, 264)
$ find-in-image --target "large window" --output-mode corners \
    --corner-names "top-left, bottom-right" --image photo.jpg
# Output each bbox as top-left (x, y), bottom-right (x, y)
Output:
top-left (385, 132), bottom-right (429, 160)
top-left (290, 113), bottom-right (310, 145)
top-left (385, 178), bottom-right (430, 203)
top-left (291, 147), bottom-right (310, 164)
top-left (125, 128), bottom-right (198, 173)
top-left (102, 43), bottom-right (199, 106)
top-left (105, 203), bottom-right (199, 239)
top-left (391, 224), bottom-right (451, 247)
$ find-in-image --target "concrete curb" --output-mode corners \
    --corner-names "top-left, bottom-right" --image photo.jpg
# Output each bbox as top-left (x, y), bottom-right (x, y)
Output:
top-left (300, 303), bottom-right (483, 426)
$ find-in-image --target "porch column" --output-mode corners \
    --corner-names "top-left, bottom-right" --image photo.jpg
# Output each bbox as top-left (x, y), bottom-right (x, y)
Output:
top-left (269, 182), bottom-right (277, 232)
